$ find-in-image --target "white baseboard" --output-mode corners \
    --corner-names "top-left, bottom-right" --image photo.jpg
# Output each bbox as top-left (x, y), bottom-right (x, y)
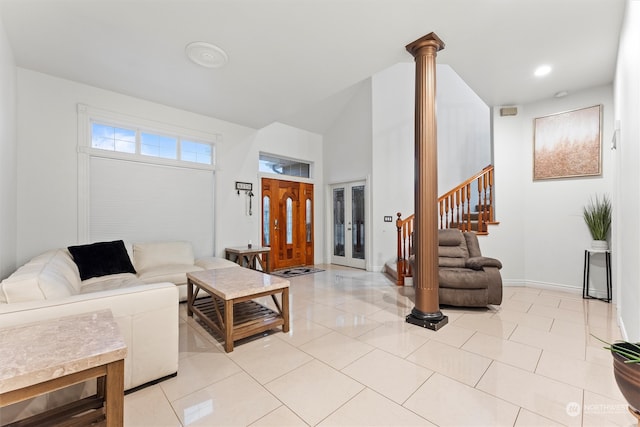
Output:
top-left (618, 313), bottom-right (629, 341)
top-left (502, 279), bottom-right (528, 287)
top-left (503, 279), bottom-right (582, 295)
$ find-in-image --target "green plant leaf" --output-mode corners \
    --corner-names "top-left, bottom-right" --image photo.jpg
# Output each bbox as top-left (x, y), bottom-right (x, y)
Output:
top-left (591, 334), bottom-right (640, 363)
top-left (583, 194), bottom-right (612, 241)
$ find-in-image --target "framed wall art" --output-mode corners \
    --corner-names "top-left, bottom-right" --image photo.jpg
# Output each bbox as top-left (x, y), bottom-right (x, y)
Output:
top-left (533, 104), bottom-right (602, 180)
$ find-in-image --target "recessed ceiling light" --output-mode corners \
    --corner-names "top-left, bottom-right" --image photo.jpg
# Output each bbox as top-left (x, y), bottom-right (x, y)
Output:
top-left (534, 65), bottom-right (552, 77)
top-left (185, 42), bottom-right (228, 69)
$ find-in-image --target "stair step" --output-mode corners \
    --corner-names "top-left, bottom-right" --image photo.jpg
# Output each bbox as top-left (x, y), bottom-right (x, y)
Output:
top-left (449, 221), bottom-right (488, 232)
top-left (383, 261), bottom-right (398, 279)
top-left (450, 212), bottom-right (491, 221)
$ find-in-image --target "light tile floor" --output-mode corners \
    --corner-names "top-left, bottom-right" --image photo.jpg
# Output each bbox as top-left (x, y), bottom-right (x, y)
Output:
top-left (124, 265), bottom-right (636, 426)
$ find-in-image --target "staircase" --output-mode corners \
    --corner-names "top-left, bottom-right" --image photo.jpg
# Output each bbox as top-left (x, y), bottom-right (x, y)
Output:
top-left (385, 165), bottom-right (498, 286)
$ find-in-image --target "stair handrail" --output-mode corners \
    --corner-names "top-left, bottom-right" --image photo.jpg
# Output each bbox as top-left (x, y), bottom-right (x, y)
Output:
top-left (438, 164), bottom-right (495, 234)
top-left (438, 164), bottom-right (494, 203)
top-left (394, 165), bottom-right (496, 286)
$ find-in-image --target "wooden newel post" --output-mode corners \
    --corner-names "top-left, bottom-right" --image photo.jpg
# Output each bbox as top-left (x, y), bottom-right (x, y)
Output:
top-left (405, 32), bottom-right (448, 330)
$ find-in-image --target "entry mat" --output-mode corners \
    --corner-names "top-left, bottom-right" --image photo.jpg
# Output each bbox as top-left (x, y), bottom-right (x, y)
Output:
top-left (271, 267), bottom-right (325, 278)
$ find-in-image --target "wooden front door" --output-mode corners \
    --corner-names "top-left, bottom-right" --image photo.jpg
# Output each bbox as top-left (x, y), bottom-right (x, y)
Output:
top-left (262, 178), bottom-right (314, 271)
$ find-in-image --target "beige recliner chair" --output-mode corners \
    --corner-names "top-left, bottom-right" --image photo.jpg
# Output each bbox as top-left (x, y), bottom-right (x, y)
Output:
top-left (409, 229), bottom-right (503, 307)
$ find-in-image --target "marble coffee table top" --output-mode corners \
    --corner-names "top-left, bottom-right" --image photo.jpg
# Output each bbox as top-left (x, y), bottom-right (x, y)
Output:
top-left (0, 309), bottom-right (127, 394)
top-left (188, 267), bottom-right (289, 300)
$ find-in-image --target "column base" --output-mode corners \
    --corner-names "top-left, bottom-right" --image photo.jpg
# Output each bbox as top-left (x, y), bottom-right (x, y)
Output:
top-left (406, 308), bottom-right (448, 331)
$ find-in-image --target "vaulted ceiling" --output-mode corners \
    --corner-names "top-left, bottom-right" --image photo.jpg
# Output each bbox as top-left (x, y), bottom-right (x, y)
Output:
top-left (0, 0), bottom-right (625, 133)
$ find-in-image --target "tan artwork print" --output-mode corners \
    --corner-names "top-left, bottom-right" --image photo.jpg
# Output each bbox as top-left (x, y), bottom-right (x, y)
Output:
top-left (533, 105), bottom-right (601, 180)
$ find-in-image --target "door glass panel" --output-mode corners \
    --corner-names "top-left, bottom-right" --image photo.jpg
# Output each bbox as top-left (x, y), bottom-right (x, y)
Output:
top-left (333, 188), bottom-right (345, 256)
top-left (306, 199), bottom-right (312, 243)
top-left (263, 196), bottom-right (270, 246)
top-left (286, 197), bottom-right (293, 244)
top-left (352, 185), bottom-right (365, 259)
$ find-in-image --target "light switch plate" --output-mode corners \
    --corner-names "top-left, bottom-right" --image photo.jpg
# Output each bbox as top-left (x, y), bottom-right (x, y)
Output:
top-left (384, 216), bottom-right (393, 222)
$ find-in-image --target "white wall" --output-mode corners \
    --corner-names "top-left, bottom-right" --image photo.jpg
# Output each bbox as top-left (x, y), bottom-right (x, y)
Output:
top-left (437, 64), bottom-right (492, 192)
top-left (485, 85), bottom-right (614, 293)
top-left (0, 16), bottom-right (16, 280)
top-left (614, 0), bottom-right (640, 340)
top-left (481, 108), bottom-right (528, 284)
top-left (371, 64), bottom-right (414, 271)
top-left (324, 80), bottom-right (372, 184)
top-left (11, 60), bottom-right (489, 275)
top-left (15, 69), bottom-right (324, 265)
top-left (323, 79), bottom-right (373, 265)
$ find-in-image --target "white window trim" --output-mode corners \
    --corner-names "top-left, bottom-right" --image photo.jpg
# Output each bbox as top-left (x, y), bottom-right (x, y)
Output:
top-left (78, 103), bottom-right (219, 169)
top-left (77, 103), bottom-right (221, 243)
top-left (257, 172), bottom-right (315, 185)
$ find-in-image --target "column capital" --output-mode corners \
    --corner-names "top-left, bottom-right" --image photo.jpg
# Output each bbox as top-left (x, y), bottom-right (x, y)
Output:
top-left (405, 32), bottom-right (445, 57)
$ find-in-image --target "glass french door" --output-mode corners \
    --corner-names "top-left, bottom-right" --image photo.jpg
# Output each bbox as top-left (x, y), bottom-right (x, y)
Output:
top-left (331, 181), bottom-right (366, 269)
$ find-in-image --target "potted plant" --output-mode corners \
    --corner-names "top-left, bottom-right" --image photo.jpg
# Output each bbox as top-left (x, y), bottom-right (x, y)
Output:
top-left (583, 194), bottom-right (612, 250)
top-left (594, 336), bottom-right (640, 415)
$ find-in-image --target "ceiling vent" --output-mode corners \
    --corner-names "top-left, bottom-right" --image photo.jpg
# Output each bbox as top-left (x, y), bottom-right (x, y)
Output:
top-left (499, 107), bottom-right (518, 117)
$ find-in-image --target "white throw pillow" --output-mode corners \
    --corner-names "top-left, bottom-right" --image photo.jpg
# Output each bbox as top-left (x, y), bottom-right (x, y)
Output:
top-left (133, 241), bottom-right (195, 271)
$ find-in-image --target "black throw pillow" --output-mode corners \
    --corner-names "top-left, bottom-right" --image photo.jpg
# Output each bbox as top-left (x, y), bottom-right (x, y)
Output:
top-left (68, 240), bottom-right (136, 281)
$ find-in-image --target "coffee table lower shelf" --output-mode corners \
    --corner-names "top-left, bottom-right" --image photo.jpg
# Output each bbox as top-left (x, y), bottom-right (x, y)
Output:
top-left (191, 295), bottom-right (286, 351)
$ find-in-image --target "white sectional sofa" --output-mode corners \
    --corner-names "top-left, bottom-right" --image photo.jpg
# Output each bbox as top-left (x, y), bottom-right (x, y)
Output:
top-left (0, 240), bottom-right (238, 423)
top-left (131, 241), bottom-right (239, 301)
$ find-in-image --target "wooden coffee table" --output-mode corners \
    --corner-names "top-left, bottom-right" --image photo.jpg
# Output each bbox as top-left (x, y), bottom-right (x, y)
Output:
top-left (186, 268), bottom-right (290, 352)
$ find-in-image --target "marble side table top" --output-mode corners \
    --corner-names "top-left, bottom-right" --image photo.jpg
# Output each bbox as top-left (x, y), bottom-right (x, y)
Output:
top-left (225, 246), bottom-right (271, 255)
top-left (0, 309), bottom-right (127, 394)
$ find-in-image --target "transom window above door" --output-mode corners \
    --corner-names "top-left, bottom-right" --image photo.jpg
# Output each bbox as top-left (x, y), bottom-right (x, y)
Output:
top-left (259, 153), bottom-right (311, 178)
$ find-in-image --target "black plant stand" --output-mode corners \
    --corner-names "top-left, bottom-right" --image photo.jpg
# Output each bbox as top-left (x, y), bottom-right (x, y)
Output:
top-left (582, 249), bottom-right (612, 303)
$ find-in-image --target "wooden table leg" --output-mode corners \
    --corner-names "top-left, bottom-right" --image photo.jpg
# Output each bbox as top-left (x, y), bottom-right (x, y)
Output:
top-left (282, 288), bottom-right (290, 333)
top-left (264, 252), bottom-right (270, 273)
top-left (247, 254), bottom-right (257, 269)
top-left (187, 279), bottom-right (194, 317)
top-left (105, 359), bottom-right (124, 427)
top-left (255, 254), bottom-right (265, 272)
top-left (224, 299), bottom-right (234, 352)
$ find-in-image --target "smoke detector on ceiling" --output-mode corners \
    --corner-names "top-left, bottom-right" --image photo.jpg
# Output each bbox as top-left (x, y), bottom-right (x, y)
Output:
top-left (185, 42), bottom-right (228, 68)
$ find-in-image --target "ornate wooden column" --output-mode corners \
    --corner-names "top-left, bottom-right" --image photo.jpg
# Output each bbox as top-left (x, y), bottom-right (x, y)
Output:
top-left (405, 32), bottom-right (448, 330)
